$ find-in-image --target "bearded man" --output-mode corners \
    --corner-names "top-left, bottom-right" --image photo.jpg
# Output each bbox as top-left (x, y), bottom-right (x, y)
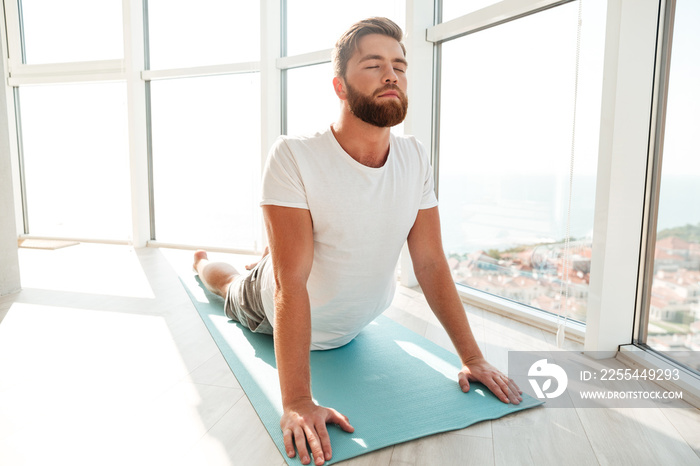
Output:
top-left (193, 17), bottom-right (522, 466)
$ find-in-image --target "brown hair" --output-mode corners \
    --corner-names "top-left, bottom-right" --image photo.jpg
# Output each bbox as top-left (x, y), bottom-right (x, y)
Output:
top-left (332, 17), bottom-right (406, 79)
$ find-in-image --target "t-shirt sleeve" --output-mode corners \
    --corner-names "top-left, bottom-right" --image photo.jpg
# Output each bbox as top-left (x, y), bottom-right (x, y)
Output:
top-left (260, 137), bottom-right (309, 209)
top-left (417, 140), bottom-right (439, 210)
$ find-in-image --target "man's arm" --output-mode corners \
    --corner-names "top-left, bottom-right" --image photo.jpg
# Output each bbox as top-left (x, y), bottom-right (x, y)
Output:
top-left (406, 206), bottom-right (522, 404)
top-left (263, 205), bottom-right (354, 466)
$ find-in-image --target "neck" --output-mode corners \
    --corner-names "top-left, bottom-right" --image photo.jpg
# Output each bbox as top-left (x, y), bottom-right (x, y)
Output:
top-left (331, 108), bottom-right (392, 168)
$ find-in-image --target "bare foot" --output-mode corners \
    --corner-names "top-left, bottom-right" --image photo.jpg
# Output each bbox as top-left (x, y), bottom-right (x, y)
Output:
top-left (193, 250), bottom-right (209, 274)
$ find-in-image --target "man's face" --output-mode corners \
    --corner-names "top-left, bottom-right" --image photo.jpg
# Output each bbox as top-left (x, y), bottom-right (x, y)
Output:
top-left (342, 34), bottom-right (409, 128)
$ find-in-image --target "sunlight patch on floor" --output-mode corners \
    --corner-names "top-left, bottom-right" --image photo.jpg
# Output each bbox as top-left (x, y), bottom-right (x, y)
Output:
top-left (18, 243), bottom-right (155, 299)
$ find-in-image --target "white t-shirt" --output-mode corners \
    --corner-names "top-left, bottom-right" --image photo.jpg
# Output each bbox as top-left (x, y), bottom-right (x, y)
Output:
top-left (259, 127), bottom-right (438, 349)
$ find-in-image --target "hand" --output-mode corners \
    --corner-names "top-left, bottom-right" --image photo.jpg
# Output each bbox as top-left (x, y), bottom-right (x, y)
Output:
top-left (458, 358), bottom-right (523, 404)
top-left (281, 399), bottom-right (354, 465)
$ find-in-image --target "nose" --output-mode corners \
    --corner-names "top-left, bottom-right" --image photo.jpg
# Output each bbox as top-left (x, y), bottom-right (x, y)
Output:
top-left (383, 65), bottom-right (398, 84)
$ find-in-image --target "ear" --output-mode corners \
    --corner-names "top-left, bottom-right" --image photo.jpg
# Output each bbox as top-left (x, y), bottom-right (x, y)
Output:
top-left (333, 76), bottom-right (348, 101)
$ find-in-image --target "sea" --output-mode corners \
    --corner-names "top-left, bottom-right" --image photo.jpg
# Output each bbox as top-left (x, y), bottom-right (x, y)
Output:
top-left (438, 174), bottom-right (700, 255)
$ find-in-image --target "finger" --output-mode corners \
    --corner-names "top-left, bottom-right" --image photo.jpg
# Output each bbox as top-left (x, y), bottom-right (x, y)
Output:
top-left (282, 429), bottom-right (296, 458)
top-left (484, 376), bottom-right (509, 403)
top-left (302, 425), bottom-right (325, 466)
top-left (507, 378), bottom-right (523, 404)
top-left (498, 376), bottom-right (518, 404)
top-left (326, 409), bottom-right (354, 433)
top-left (458, 371), bottom-right (471, 393)
top-left (497, 374), bottom-right (521, 401)
top-left (315, 421), bottom-right (333, 463)
top-left (509, 377), bottom-right (523, 395)
top-left (498, 374), bottom-right (520, 405)
top-left (293, 427), bottom-right (311, 465)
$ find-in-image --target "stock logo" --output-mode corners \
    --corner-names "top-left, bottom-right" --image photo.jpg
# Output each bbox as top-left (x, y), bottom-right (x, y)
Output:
top-left (528, 359), bottom-right (568, 399)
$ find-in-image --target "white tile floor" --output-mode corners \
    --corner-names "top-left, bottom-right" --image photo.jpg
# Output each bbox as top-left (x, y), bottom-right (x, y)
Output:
top-left (0, 243), bottom-right (698, 465)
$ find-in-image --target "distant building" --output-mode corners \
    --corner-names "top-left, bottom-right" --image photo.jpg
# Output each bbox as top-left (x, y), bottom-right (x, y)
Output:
top-left (655, 236), bottom-right (700, 271)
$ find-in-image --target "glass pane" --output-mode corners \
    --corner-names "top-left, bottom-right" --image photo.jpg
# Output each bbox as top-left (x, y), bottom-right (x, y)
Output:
top-left (646, 0), bottom-right (700, 371)
top-left (147, 0), bottom-right (259, 70)
top-left (286, 0), bottom-right (405, 57)
top-left (438, 2), bottom-right (598, 323)
top-left (150, 73), bottom-right (261, 249)
top-left (19, 83), bottom-right (131, 240)
top-left (442, 0), bottom-right (501, 23)
top-left (20, 0), bottom-right (123, 64)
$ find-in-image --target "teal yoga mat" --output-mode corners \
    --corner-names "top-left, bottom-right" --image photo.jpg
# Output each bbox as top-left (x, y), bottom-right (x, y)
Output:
top-left (181, 275), bottom-right (543, 465)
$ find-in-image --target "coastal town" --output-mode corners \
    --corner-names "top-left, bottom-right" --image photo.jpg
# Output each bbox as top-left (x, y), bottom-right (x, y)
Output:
top-left (447, 230), bottom-right (700, 361)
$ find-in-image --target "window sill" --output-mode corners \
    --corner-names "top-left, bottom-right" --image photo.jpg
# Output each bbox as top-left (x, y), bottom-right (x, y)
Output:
top-left (455, 283), bottom-right (586, 344)
top-left (617, 345), bottom-right (700, 409)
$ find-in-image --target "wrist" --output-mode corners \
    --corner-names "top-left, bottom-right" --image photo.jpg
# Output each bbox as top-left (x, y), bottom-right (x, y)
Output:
top-left (283, 395), bottom-right (314, 410)
top-left (461, 355), bottom-right (486, 367)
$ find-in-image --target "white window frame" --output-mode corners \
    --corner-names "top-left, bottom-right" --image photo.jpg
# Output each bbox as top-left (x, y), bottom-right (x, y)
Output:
top-left (130, 0), bottom-right (267, 251)
top-left (584, 0), bottom-right (660, 357)
top-left (426, 0), bottom-right (591, 342)
top-left (0, 0), bottom-right (21, 294)
top-left (624, 0), bottom-right (700, 397)
top-left (424, 0), bottom-right (665, 354)
top-left (1, 0), bottom-right (269, 251)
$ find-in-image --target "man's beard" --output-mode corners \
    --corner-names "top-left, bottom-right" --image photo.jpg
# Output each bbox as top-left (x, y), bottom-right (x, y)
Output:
top-left (345, 82), bottom-right (409, 128)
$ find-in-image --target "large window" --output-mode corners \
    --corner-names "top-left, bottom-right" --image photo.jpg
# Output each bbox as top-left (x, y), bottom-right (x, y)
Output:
top-left (6, 0), bottom-right (696, 367)
top-left (643, 0), bottom-right (700, 370)
top-left (145, 0), bottom-right (262, 250)
top-left (18, 82), bottom-right (131, 240)
top-left (437, 2), bottom-right (598, 323)
top-left (12, 0), bottom-right (129, 241)
top-left (7, 0), bottom-right (264, 247)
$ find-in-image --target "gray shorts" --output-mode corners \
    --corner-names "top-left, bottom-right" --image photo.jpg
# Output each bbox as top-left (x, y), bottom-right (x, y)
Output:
top-left (223, 255), bottom-right (274, 335)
